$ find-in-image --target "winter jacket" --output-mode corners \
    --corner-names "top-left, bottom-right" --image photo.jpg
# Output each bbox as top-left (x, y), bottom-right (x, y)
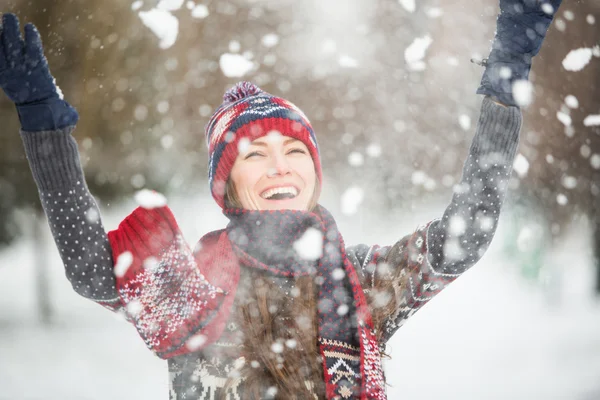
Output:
top-left (20, 96), bottom-right (521, 399)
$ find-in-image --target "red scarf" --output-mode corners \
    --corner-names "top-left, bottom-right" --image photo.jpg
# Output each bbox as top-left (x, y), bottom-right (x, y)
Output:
top-left (108, 205), bottom-right (386, 399)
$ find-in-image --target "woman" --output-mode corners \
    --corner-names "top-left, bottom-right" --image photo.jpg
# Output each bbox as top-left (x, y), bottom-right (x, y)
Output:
top-left (0, 1), bottom-right (561, 398)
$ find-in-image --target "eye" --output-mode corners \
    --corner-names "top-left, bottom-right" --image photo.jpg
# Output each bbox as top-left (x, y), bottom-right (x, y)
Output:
top-left (287, 148), bottom-right (307, 155)
top-left (244, 151), bottom-right (263, 159)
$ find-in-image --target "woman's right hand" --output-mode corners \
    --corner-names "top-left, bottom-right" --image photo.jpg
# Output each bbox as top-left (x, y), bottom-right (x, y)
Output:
top-left (0, 13), bottom-right (78, 130)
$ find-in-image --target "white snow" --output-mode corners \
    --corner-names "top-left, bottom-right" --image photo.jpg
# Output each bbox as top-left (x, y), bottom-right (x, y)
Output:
top-left (563, 10), bottom-right (574, 21)
top-left (366, 143), bottom-right (382, 158)
top-left (411, 170), bottom-right (427, 185)
top-left (190, 4), bottom-right (209, 19)
top-left (237, 137), bottom-right (250, 153)
top-left (561, 176), bottom-right (577, 189)
top-left (448, 215), bottom-right (466, 236)
top-left (583, 114), bottom-right (600, 127)
top-left (541, 3), bottom-right (555, 15)
top-left (219, 53), bottom-right (254, 78)
top-left (134, 189), bottom-right (168, 209)
top-left (340, 186), bottom-right (364, 215)
top-left (513, 154), bottom-right (529, 178)
top-left (261, 33), bottom-right (279, 48)
top-left (556, 111), bottom-right (572, 126)
top-left (293, 228), bottom-right (324, 261)
top-left (114, 251), bottom-right (133, 278)
top-left (556, 193), bottom-right (568, 206)
top-left (332, 268), bottom-right (345, 280)
top-left (458, 114), bottom-right (471, 131)
top-left (85, 207), bottom-right (100, 223)
top-left (591, 154), bottom-right (600, 169)
top-left (398, 0), bottom-right (415, 13)
top-left (157, 0), bottom-right (184, 11)
top-left (131, 0), bottom-right (143, 11)
top-left (186, 334), bottom-right (207, 351)
top-left (565, 94), bottom-right (579, 109)
top-left (270, 342), bottom-right (284, 354)
top-left (138, 8), bottom-right (179, 49)
top-left (425, 7), bottom-right (443, 18)
top-left (228, 40), bottom-right (241, 53)
top-left (587, 14), bottom-right (596, 25)
top-left (338, 55), bottom-right (359, 68)
top-left (512, 80), bottom-right (533, 107)
top-left (562, 48), bottom-right (593, 72)
top-left (348, 151), bottom-right (364, 166)
top-left (404, 35), bottom-right (432, 71)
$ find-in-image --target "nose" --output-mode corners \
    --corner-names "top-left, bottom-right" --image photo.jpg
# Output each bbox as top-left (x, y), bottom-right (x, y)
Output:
top-left (268, 152), bottom-right (292, 177)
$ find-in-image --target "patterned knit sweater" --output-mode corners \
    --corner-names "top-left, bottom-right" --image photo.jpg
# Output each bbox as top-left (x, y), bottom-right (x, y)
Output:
top-left (20, 96), bottom-right (521, 399)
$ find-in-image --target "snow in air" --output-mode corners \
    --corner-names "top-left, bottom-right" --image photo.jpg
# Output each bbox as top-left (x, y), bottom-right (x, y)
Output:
top-left (556, 111), bottom-right (572, 127)
top-left (340, 186), bottom-right (364, 215)
top-left (404, 35), bottom-right (432, 71)
top-left (512, 80), bottom-right (532, 107)
top-left (565, 95), bottom-right (579, 109)
top-left (270, 342), bottom-right (284, 354)
top-left (591, 154), bottom-right (600, 170)
top-left (261, 33), bottom-right (279, 48)
top-left (583, 114), bottom-right (600, 127)
top-left (562, 48), bottom-right (593, 72)
top-left (138, 8), bottom-right (179, 49)
top-left (157, 0), bottom-right (184, 11)
top-left (348, 152), bottom-right (364, 166)
top-left (190, 4), bottom-right (209, 19)
top-left (85, 207), bottom-right (100, 223)
top-left (366, 143), bottom-right (382, 158)
top-left (186, 334), bottom-right (207, 351)
top-left (513, 154), bottom-right (529, 178)
top-left (219, 53), bottom-right (254, 78)
top-left (458, 114), bottom-right (471, 131)
top-left (134, 189), bottom-right (168, 209)
top-left (293, 227), bottom-right (323, 261)
top-left (398, 0), bottom-right (416, 13)
top-left (338, 55), bottom-right (359, 68)
top-left (131, 1), bottom-right (143, 11)
top-left (114, 251), bottom-right (133, 278)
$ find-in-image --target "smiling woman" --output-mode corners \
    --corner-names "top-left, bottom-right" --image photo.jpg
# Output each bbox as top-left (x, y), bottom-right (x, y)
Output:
top-left (228, 135), bottom-right (318, 211)
top-left (0, 1), bottom-right (564, 398)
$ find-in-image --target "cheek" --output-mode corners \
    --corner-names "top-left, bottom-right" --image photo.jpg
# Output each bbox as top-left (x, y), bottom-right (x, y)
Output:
top-left (295, 159), bottom-right (316, 187)
top-left (233, 167), bottom-right (261, 194)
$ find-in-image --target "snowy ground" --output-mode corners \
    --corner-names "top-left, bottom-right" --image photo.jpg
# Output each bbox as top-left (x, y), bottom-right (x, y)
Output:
top-left (1, 192), bottom-right (599, 400)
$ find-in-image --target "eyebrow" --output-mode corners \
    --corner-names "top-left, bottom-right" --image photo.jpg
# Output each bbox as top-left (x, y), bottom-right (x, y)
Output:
top-left (250, 138), bottom-right (299, 147)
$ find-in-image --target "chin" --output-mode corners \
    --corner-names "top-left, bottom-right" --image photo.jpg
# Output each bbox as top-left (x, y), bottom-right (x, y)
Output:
top-left (259, 199), bottom-right (308, 211)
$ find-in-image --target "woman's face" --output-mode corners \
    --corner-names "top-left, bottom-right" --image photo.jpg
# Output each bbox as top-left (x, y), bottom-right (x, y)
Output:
top-left (230, 134), bottom-right (317, 211)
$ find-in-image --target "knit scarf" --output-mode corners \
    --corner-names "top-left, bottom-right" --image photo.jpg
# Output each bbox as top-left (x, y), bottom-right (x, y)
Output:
top-left (218, 205), bottom-right (386, 400)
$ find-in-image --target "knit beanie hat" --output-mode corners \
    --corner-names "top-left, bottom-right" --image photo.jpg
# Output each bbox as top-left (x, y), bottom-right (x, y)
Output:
top-left (205, 81), bottom-right (322, 209)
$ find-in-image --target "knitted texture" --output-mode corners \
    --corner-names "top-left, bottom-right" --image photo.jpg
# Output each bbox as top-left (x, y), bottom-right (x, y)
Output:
top-left (204, 81), bottom-right (322, 209)
top-left (224, 205), bottom-right (386, 399)
top-left (107, 206), bottom-right (232, 358)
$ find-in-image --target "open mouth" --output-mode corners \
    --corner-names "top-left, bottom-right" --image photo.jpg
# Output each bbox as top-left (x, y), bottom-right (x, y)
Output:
top-left (260, 186), bottom-right (299, 200)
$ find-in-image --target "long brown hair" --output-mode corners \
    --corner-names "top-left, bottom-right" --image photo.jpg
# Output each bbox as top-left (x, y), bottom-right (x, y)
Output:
top-left (221, 178), bottom-right (404, 398)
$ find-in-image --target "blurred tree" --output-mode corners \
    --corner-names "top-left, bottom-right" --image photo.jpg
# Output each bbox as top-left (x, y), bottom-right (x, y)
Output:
top-left (518, 0), bottom-right (600, 291)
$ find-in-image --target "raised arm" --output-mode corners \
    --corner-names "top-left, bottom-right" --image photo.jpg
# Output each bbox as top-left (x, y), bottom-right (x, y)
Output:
top-left (0, 13), bottom-right (120, 310)
top-left (348, 0), bottom-right (562, 343)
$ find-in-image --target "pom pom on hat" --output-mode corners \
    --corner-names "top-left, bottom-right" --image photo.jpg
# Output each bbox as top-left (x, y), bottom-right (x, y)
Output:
top-left (222, 81), bottom-right (264, 105)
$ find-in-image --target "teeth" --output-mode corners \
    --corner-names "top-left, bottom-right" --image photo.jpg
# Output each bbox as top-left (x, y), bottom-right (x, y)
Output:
top-left (261, 186), bottom-right (298, 199)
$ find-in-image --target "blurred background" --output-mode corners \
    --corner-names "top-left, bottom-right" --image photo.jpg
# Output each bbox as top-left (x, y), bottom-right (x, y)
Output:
top-left (0, 0), bottom-right (599, 399)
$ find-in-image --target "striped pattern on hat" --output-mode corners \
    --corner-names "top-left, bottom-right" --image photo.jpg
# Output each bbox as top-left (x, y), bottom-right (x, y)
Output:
top-left (205, 82), bottom-right (322, 209)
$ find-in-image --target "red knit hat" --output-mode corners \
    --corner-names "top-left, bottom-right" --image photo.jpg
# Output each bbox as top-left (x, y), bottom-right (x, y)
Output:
top-left (205, 82), bottom-right (322, 209)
